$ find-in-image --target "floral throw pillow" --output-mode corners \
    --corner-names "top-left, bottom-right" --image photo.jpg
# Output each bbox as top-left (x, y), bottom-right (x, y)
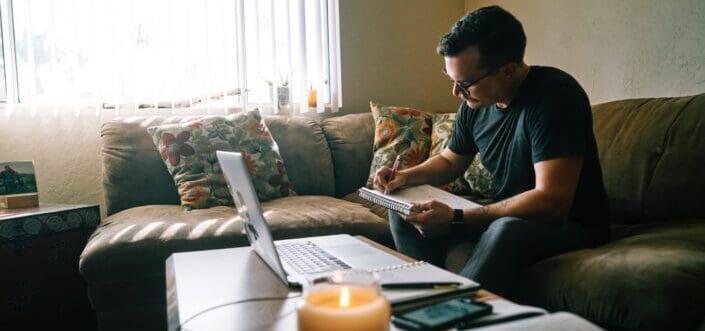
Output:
top-left (431, 113), bottom-right (495, 198)
top-left (431, 113), bottom-right (471, 194)
top-left (366, 101), bottom-right (433, 188)
top-left (148, 109), bottom-right (296, 210)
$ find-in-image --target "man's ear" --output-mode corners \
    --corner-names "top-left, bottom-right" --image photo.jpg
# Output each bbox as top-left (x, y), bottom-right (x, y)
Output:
top-left (502, 62), bottom-right (518, 77)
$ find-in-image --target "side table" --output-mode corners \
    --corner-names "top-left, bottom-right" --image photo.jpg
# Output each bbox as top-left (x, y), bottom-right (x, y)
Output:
top-left (0, 203), bottom-right (100, 331)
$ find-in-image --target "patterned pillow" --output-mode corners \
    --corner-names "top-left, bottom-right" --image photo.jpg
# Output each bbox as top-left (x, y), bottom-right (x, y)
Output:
top-left (366, 101), bottom-right (433, 188)
top-left (148, 109), bottom-right (296, 210)
top-left (431, 113), bottom-right (495, 198)
top-left (431, 113), bottom-right (471, 194)
top-left (464, 153), bottom-right (495, 198)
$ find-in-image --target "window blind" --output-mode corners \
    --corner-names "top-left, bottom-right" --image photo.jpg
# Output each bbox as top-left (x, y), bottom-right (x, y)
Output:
top-left (0, 0), bottom-right (341, 116)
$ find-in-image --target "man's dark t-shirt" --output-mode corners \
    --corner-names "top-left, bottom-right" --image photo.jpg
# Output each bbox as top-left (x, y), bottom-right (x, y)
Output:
top-left (448, 66), bottom-right (610, 241)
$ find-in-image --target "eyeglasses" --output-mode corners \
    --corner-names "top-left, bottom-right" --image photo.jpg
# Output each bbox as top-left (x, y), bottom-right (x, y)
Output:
top-left (443, 64), bottom-right (504, 94)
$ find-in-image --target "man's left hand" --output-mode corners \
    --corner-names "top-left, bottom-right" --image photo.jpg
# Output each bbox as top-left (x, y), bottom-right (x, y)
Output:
top-left (402, 200), bottom-right (454, 237)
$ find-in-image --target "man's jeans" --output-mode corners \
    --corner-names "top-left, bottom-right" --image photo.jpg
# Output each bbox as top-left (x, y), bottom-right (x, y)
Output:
top-left (388, 211), bottom-right (594, 297)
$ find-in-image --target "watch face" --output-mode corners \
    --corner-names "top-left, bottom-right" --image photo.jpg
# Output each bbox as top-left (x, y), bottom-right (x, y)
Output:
top-left (453, 209), bottom-right (464, 223)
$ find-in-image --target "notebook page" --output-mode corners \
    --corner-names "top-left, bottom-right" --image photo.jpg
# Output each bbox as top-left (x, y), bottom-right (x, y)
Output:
top-left (376, 261), bottom-right (477, 285)
top-left (376, 262), bottom-right (480, 306)
top-left (389, 185), bottom-right (481, 209)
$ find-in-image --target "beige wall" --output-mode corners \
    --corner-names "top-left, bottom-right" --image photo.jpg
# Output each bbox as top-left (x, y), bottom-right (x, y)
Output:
top-left (1, 109), bottom-right (105, 210)
top-left (338, 0), bottom-right (463, 115)
top-left (466, 0), bottom-right (705, 104)
top-left (0, 1), bottom-right (465, 214)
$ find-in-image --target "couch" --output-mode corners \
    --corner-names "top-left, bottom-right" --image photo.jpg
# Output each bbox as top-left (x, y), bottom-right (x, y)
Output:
top-left (79, 93), bottom-right (705, 331)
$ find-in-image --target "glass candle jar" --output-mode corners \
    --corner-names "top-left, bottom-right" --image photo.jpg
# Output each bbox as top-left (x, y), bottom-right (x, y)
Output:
top-left (297, 269), bottom-right (391, 331)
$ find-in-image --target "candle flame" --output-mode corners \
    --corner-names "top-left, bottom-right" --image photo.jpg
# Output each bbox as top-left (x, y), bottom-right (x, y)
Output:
top-left (339, 286), bottom-right (350, 307)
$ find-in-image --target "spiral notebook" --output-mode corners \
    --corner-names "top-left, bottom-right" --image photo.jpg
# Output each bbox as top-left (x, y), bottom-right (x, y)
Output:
top-left (371, 260), bottom-right (480, 311)
top-left (358, 184), bottom-right (481, 215)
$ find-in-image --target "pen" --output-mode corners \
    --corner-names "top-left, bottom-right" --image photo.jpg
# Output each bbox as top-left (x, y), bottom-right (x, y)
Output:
top-left (381, 282), bottom-right (462, 289)
top-left (384, 155), bottom-right (401, 194)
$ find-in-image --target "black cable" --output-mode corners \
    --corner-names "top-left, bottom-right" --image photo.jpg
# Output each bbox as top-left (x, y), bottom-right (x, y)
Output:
top-left (177, 293), bottom-right (302, 330)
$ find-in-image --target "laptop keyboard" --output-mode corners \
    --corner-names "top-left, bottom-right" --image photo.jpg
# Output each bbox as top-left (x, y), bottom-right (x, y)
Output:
top-left (276, 241), bottom-right (351, 275)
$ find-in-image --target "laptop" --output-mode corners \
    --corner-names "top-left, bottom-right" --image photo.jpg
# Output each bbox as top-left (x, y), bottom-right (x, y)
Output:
top-left (216, 151), bottom-right (410, 287)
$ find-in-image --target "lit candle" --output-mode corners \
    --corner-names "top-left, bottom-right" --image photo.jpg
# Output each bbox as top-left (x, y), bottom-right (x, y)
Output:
top-left (308, 89), bottom-right (317, 108)
top-left (297, 284), bottom-right (391, 331)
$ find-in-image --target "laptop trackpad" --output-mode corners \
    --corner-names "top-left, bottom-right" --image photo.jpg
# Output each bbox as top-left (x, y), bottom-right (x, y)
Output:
top-left (323, 243), bottom-right (407, 269)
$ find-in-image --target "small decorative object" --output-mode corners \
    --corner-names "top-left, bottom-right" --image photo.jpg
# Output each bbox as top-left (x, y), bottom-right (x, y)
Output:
top-left (277, 86), bottom-right (290, 107)
top-left (0, 161), bottom-right (39, 209)
top-left (297, 269), bottom-right (391, 331)
top-left (308, 87), bottom-right (317, 108)
top-left (264, 69), bottom-right (294, 115)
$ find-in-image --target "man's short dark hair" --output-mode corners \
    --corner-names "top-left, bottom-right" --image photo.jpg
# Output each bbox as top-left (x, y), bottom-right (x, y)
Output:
top-left (437, 5), bottom-right (526, 70)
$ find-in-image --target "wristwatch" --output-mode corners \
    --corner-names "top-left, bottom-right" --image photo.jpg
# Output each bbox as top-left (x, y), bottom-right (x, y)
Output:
top-left (451, 209), bottom-right (464, 226)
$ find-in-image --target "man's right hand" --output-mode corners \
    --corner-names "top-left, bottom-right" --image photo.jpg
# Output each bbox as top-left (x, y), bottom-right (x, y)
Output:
top-left (373, 166), bottom-right (407, 194)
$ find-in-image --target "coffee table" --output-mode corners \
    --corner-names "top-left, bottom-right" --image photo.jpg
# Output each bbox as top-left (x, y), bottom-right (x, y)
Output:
top-left (166, 236), bottom-right (499, 331)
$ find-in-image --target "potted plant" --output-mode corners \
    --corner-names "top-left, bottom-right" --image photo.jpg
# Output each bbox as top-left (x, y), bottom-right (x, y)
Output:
top-left (264, 69), bottom-right (294, 114)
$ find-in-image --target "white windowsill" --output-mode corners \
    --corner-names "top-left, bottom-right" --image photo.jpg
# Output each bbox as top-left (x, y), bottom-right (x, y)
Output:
top-left (0, 102), bottom-right (341, 118)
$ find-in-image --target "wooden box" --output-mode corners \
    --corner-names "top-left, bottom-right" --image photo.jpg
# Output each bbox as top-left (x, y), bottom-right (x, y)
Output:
top-left (0, 193), bottom-right (39, 209)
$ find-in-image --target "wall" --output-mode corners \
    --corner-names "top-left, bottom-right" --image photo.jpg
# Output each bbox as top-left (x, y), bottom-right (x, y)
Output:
top-left (338, 0), bottom-right (463, 114)
top-left (1, 109), bottom-right (105, 210)
top-left (0, 1), bottom-right (464, 215)
top-left (0, 108), bottom-right (103, 215)
top-left (466, 0), bottom-right (705, 104)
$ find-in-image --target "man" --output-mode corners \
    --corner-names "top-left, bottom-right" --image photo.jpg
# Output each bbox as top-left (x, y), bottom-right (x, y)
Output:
top-left (373, 5), bottom-right (610, 297)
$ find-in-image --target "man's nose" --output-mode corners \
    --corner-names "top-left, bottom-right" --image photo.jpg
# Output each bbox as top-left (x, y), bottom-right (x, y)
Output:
top-left (452, 83), bottom-right (471, 101)
top-left (452, 83), bottom-right (463, 98)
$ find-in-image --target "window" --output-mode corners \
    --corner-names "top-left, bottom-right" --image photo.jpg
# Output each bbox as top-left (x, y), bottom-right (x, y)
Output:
top-left (0, 0), bottom-right (340, 113)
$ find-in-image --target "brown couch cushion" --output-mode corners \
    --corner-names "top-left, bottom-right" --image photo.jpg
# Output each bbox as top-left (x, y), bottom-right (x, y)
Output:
top-left (265, 115), bottom-right (336, 197)
top-left (592, 93), bottom-right (705, 223)
top-left (516, 219), bottom-right (705, 331)
top-left (641, 94), bottom-right (705, 220)
top-left (342, 192), bottom-right (389, 221)
top-left (321, 113), bottom-right (376, 197)
top-left (101, 114), bottom-right (335, 215)
top-left (101, 118), bottom-right (182, 216)
top-left (79, 195), bottom-right (390, 286)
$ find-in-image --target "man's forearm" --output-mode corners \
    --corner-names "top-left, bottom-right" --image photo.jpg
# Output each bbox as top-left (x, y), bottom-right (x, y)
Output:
top-left (463, 189), bottom-right (568, 226)
top-left (401, 154), bottom-right (466, 186)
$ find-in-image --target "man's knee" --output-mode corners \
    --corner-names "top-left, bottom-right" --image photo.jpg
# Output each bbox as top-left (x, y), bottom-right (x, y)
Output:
top-left (388, 210), bottom-right (404, 228)
top-left (484, 216), bottom-right (529, 241)
top-left (388, 210), bottom-right (401, 221)
top-left (388, 211), bottom-right (412, 235)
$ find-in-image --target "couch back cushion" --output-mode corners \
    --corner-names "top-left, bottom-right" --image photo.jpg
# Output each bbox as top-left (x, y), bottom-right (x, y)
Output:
top-left (321, 113), bottom-right (376, 197)
top-left (592, 93), bottom-right (705, 223)
top-left (102, 114), bottom-right (335, 215)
